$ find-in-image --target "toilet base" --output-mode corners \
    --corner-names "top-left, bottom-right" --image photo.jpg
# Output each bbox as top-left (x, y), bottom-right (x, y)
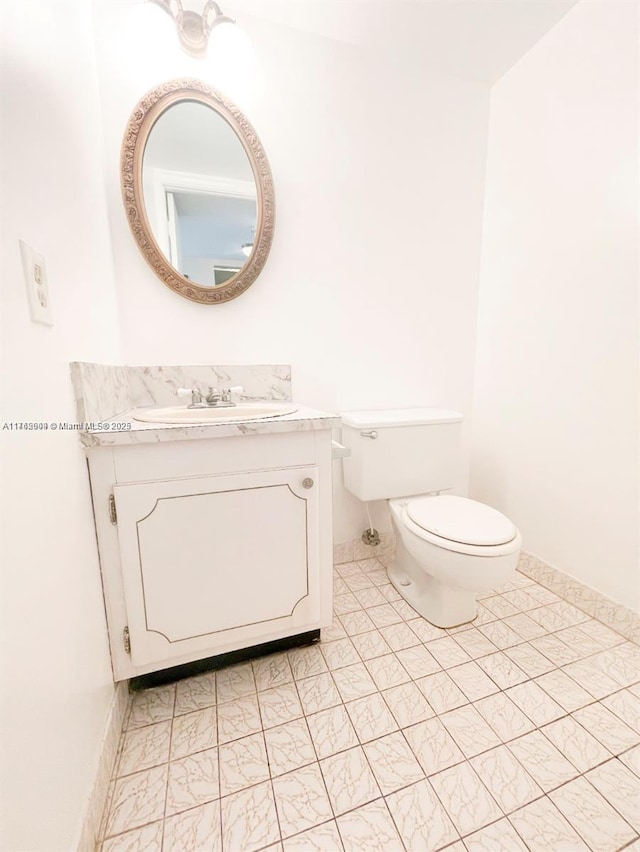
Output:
top-left (388, 563), bottom-right (477, 628)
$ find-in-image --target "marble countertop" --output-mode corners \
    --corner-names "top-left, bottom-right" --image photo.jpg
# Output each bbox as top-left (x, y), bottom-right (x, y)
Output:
top-left (80, 404), bottom-right (341, 448)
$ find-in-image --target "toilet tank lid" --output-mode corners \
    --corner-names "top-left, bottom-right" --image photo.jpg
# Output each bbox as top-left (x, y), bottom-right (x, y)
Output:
top-left (341, 408), bottom-right (463, 429)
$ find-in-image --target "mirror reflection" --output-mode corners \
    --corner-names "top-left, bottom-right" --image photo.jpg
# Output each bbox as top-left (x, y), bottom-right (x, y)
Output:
top-left (121, 79), bottom-right (274, 304)
top-left (142, 101), bottom-right (257, 288)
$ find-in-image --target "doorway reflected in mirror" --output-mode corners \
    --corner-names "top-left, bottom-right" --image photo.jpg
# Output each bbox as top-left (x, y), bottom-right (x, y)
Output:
top-left (121, 79), bottom-right (274, 304)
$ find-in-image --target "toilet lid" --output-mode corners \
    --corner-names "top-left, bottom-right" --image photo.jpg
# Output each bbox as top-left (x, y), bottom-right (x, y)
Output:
top-left (406, 495), bottom-right (517, 546)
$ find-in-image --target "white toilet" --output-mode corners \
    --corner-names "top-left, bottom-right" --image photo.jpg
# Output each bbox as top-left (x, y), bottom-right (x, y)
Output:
top-left (341, 409), bottom-right (522, 628)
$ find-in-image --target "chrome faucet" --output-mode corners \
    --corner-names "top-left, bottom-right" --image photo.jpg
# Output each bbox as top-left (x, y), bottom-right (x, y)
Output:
top-left (177, 385), bottom-right (244, 408)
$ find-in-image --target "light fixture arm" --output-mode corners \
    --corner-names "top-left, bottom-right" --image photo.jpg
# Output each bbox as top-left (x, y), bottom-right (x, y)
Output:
top-left (149, 0), bottom-right (236, 58)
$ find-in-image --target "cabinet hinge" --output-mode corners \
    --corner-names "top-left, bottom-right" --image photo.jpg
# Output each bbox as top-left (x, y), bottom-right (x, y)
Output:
top-left (123, 626), bottom-right (131, 655)
top-left (108, 494), bottom-right (117, 525)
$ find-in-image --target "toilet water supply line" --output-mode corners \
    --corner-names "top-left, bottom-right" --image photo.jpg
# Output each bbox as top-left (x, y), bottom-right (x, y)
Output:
top-left (362, 502), bottom-right (381, 547)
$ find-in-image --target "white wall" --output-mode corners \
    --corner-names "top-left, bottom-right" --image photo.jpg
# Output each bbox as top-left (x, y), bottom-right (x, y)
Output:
top-left (471, 0), bottom-right (639, 608)
top-left (92, 1), bottom-right (491, 542)
top-left (3, 1), bottom-right (634, 847)
top-left (0, 1), bottom-right (490, 844)
top-left (0, 2), bottom-right (122, 849)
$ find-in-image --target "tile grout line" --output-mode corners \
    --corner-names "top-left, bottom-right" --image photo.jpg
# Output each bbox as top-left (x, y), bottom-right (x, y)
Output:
top-left (98, 563), bottom-right (640, 849)
top-left (108, 676), bottom-right (638, 839)
top-left (160, 685), bottom-right (177, 846)
top-left (278, 653), bottom-right (335, 843)
top-left (107, 676), bottom-right (640, 782)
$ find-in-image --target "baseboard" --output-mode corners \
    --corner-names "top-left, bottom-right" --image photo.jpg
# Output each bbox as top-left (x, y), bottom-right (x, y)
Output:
top-left (334, 531), bottom-right (396, 565)
top-left (518, 551), bottom-right (640, 644)
top-left (74, 681), bottom-right (129, 852)
top-left (334, 537), bottom-right (639, 645)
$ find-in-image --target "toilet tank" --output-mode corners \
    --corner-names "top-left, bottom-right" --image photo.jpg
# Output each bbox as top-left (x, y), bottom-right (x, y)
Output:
top-left (341, 409), bottom-right (463, 502)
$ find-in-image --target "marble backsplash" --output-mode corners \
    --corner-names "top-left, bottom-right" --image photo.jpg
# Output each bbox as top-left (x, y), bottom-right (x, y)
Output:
top-left (70, 363), bottom-right (292, 424)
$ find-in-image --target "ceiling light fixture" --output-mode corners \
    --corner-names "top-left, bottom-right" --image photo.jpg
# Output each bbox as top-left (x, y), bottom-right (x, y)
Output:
top-left (149, 0), bottom-right (235, 59)
top-left (241, 243), bottom-right (253, 257)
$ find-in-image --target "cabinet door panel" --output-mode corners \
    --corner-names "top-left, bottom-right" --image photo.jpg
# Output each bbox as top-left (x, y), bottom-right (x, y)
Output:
top-left (113, 467), bottom-right (318, 668)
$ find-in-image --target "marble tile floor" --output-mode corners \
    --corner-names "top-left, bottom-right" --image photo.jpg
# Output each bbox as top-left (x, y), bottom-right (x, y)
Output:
top-left (98, 559), bottom-right (640, 852)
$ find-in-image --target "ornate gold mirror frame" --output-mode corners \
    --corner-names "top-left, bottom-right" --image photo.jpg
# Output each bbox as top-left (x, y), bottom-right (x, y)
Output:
top-left (121, 79), bottom-right (275, 304)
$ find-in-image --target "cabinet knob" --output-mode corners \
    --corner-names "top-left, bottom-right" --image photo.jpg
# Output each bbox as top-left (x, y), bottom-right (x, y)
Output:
top-left (302, 478), bottom-right (314, 489)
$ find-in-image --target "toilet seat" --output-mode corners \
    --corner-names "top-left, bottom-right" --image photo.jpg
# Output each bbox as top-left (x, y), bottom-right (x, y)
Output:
top-left (407, 495), bottom-right (516, 546)
top-left (390, 496), bottom-right (521, 557)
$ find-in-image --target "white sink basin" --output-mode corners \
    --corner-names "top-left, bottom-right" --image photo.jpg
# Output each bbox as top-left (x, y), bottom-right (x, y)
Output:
top-left (132, 403), bottom-right (297, 425)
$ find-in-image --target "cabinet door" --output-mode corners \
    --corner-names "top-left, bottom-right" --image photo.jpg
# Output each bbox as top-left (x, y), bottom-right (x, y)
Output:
top-left (113, 466), bottom-right (319, 668)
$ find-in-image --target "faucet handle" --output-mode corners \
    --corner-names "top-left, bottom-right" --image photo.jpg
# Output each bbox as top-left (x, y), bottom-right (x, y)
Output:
top-left (177, 387), bottom-right (203, 405)
top-left (221, 385), bottom-right (244, 402)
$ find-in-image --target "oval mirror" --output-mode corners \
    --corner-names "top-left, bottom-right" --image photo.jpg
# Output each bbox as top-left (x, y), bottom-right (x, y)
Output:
top-left (121, 79), bottom-right (275, 304)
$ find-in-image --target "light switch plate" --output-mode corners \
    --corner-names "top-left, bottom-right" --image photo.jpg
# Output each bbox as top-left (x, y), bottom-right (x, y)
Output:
top-left (19, 240), bottom-right (53, 326)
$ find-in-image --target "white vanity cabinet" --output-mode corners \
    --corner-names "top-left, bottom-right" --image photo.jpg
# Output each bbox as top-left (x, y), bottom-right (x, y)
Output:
top-left (86, 426), bottom-right (334, 681)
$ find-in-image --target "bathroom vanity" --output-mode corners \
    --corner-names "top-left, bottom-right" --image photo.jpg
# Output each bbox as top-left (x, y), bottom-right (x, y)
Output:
top-left (81, 401), bottom-right (339, 682)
